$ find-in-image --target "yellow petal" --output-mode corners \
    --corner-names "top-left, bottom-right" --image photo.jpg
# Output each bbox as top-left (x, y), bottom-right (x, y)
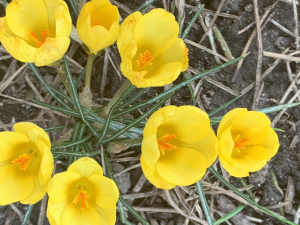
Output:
top-left (182, 128), bottom-right (218, 167)
top-left (20, 176), bottom-right (49, 204)
top-left (6, 0), bottom-right (49, 45)
top-left (117, 11), bottom-right (142, 63)
top-left (0, 164), bottom-right (34, 205)
top-left (0, 132), bottom-right (29, 162)
top-left (53, 1), bottom-right (72, 37)
top-left (94, 206), bottom-right (117, 225)
top-left (34, 36), bottom-right (70, 66)
top-left (259, 128), bottom-right (279, 160)
top-left (160, 106), bottom-right (210, 142)
top-left (219, 126), bottom-right (235, 164)
top-left (140, 157), bottom-right (175, 190)
top-left (47, 199), bottom-right (69, 225)
top-left (48, 171), bottom-right (81, 203)
top-left (156, 147), bottom-right (207, 186)
top-left (151, 38), bottom-right (189, 72)
top-left (133, 8), bottom-right (179, 57)
top-left (68, 157), bottom-right (103, 178)
top-left (37, 140), bottom-right (54, 185)
top-left (62, 202), bottom-right (101, 225)
top-left (93, 21), bottom-right (119, 54)
top-left (230, 111), bottom-right (271, 145)
top-left (14, 122), bottom-right (51, 149)
top-left (89, 174), bottom-right (119, 209)
top-left (217, 108), bottom-right (247, 139)
top-left (141, 134), bottom-right (160, 171)
top-left (233, 145), bottom-right (267, 172)
top-left (91, 5), bottom-right (119, 31)
top-left (219, 154), bottom-right (249, 177)
top-left (92, 0), bottom-right (111, 10)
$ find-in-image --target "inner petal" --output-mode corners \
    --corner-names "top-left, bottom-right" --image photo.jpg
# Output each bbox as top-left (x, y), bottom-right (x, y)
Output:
top-left (91, 5), bottom-right (119, 30)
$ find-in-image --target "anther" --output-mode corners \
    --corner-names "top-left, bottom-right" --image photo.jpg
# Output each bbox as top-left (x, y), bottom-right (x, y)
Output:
top-left (12, 154), bottom-right (33, 170)
top-left (30, 29), bottom-right (48, 47)
top-left (136, 51), bottom-right (153, 71)
top-left (73, 187), bottom-right (90, 210)
top-left (158, 134), bottom-right (177, 155)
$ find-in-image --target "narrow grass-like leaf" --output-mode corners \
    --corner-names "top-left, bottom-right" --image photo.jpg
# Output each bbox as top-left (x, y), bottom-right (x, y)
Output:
top-left (104, 152), bottom-right (150, 225)
top-left (75, 66), bottom-right (87, 87)
top-left (208, 96), bottom-right (240, 117)
top-left (96, 92), bottom-right (173, 146)
top-left (196, 181), bottom-right (213, 225)
top-left (273, 128), bottom-right (285, 132)
top-left (68, 0), bottom-right (79, 16)
top-left (214, 205), bottom-right (246, 225)
top-left (3, 0), bottom-right (7, 9)
top-left (97, 85), bottom-right (135, 144)
top-left (68, 121), bottom-right (82, 165)
top-left (181, 4), bottom-right (204, 40)
top-left (73, 123), bottom-right (87, 161)
top-left (133, 0), bottom-right (158, 12)
top-left (53, 133), bottom-right (92, 149)
top-left (208, 167), bottom-right (297, 225)
top-left (44, 125), bottom-right (65, 132)
top-left (183, 72), bottom-right (196, 106)
top-left (118, 201), bottom-right (134, 225)
top-left (63, 56), bottom-right (99, 137)
top-left (258, 103), bottom-right (300, 114)
top-left (119, 89), bottom-right (147, 109)
top-left (21, 204), bottom-right (34, 225)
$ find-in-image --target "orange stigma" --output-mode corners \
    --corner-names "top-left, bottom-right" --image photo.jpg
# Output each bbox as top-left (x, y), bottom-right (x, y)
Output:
top-left (93, 22), bottom-right (101, 26)
top-left (30, 29), bottom-right (48, 47)
top-left (73, 187), bottom-right (90, 210)
top-left (136, 51), bottom-right (153, 71)
top-left (233, 135), bottom-right (250, 152)
top-left (12, 154), bottom-right (33, 170)
top-left (158, 134), bottom-right (177, 155)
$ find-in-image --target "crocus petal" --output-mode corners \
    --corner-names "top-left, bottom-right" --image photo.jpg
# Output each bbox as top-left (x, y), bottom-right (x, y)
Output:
top-left (217, 108), bottom-right (247, 139)
top-left (219, 154), bottom-right (249, 177)
top-left (133, 8), bottom-right (178, 57)
top-left (219, 126), bottom-right (235, 164)
top-left (89, 174), bottom-right (119, 209)
top-left (156, 147), bottom-right (207, 186)
top-left (94, 206), bottom-right (117, 225)
top-left (34, 37), bottom-right (70, 66)
top-left (14, 122), bottom-right (51, 148)
top-left (141, 133), bottom-right (160, 171)
top-left (140, 157), bottom-right (175, 190)
top-left (0, 132), bottom-right (29, 162)
top-left (47, 199), bottom-right (70, 225)
top-left (62, 203), bottom-right (101, 225)
top-left (230, 111), bottom-right (271, 144)
top-left (91, 5), bottom-right (119, 31)
top-left (37, 140), bottom-right (53, 185)
top-left (53, 1), bottom-right (72, 37)
top-left (232, 145), bottom-right (267, 172)
top-left (0, 164), bottom-right (34, 205)
top-left (20, 176), bottom-right (49, 204)
top-left (6, 0), bottom-right (49, 45)
top-left (260, 128), bottom-right (280, 160)
top-left (92, 0), bottom-right (111, 9)
top-left (68, 157), bottom-right (103, 178)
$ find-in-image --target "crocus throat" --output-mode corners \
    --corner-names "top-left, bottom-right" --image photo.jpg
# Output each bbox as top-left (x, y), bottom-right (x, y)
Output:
top-left (73, 187), bottom-right (90, 210)
top-left (158, 134), bottom-right (177, 155)
top-left (233, 135), bottom-right (250, 152)
top-left (12, 154), bottom-right (33, 170)
top-left (136, 51), bottom-right (153, 71)
top-left (30, 29), bottom-right (48, 47)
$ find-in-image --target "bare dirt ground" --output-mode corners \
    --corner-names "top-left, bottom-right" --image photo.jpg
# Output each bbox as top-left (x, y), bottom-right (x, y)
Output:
top-left (1, 0), bottom-right (300, 224)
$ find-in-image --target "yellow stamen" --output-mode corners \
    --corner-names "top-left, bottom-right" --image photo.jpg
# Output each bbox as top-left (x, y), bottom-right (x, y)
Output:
top-left (73, 187), bottom-right (90, 210)
top-left (158, 134), bottom-right (177, 155)
top-left (233, 135), bottom-right (250, 152)
top-left (136, 51), bottom-right (153, 71)
top-left (30, 29), bottom-right (48, 47)
top-left (12, 154), bottom-right (33, 170)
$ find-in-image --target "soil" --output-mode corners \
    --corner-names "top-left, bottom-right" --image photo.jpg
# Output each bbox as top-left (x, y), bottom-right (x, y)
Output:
top-left (0, 0), bottom-right (300, 224)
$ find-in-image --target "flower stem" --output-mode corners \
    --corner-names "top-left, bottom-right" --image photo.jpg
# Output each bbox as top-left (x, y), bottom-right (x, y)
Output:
top-left (53, 61), bottom-right (74, 99)
top-left (85, 53), bottom-right (94, 88)
top-left (101, 79), bottom-right (133, 118)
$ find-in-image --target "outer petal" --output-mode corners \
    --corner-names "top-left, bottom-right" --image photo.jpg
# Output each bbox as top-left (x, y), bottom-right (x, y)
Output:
top-left (89, 174), bottom-right (119, 209)
top-left (156, 147), bottom-right (207, 186)
top-left (91, 5), bottom-right (119, 31)
top-left (260, 128), bottom-right (279, 160)
top-left (0, 132), bottom-right (29, 162)
top-left (14, 122), bottom-right (51, 149)
top-left (141, 133), bottom-right (160, 171)
top-left (117, 11), bottom-right (142, 63)
top-left (217, 108), bottom-right (247, 139)
top-left (219, 126), bottom-right (235, 164)
top-left (133, 8), bottom-right (179, 57)
top-left (0, 164), bottom-right (34, 205)
top-left (37, 140), bottom-right (53, 185)
top-left (94, 206), bottom-right (117, 225)
top-left (34, 37), bottom-right (70, 66)
top-left (20, 176), bottom-right (49, 204)
top-left (68, 157), bottom-right (103, 178)
top-left (219, 154), bottom-right (249, 177)
top-left (140, 157), bottom-right (175, 190)
top-left (92, 0), bottom-right (111, 10)
top-left (54, 1), bottom-right (72, 37)
top-left (47, 199), bottom-right (69, 225)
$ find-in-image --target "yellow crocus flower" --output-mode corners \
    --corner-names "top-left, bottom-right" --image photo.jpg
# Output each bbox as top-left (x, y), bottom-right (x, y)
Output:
top-left (217, 108), bottom-right (280, 177)
top-left (141, 106), bottom-right (218, 189)
top-left (47, 157), bottom-right (119, 225)
top-left (117, 8), bottom-right (189, 88)
top-left (0, 122), bottom-right (53, 205)
top-left (77, 0), bottom-right (120, 54)
top-left (0, 0), bottom-right (72, 66)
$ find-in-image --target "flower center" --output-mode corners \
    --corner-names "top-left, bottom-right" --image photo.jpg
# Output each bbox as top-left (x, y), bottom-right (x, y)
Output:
top-left (157, 134), bottom-right (177, 155)
top-left (93, 22), bottom-right (101, 26)
top-left (136, 51), bottom-right (153, 71)
top-left (12, 153), bottom-right (33, 170)
top-left (73, 186), bottom-right (90, 210)
top-left (30, 29), bottom-right (48, 47)
top-left (233, 135), bottom-right (250, 152)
